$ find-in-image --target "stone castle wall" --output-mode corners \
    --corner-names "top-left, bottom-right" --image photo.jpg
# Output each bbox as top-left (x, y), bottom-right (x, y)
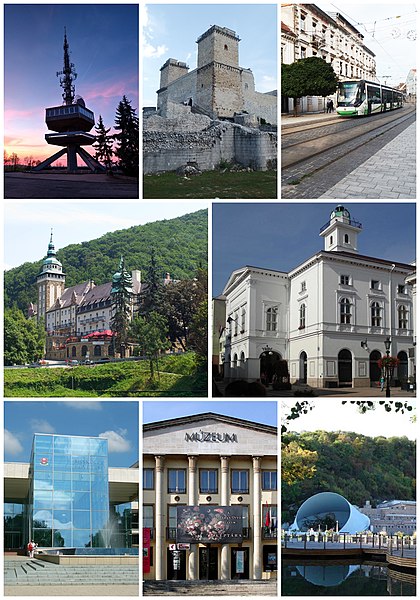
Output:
top-left (143, 105), bottom-right (277, 173)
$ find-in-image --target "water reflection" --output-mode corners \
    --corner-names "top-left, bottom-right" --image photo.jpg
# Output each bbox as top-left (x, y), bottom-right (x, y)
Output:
top-left (282, 560), bottom-right (416, 596)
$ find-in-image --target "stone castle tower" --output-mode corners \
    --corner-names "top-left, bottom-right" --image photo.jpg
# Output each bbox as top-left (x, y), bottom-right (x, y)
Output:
top-left (195, 26), bottom-right (242, 118)
top-left (36, 232), bottom-right (66, 323)
top-left (157, 25), bottom-right (244, 119)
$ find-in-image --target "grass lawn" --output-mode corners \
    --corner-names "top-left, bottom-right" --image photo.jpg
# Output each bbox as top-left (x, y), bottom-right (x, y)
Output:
top-left (143, 170), bottom-right (277, 199)
top-left (4, 353), bottom-right (207, 397)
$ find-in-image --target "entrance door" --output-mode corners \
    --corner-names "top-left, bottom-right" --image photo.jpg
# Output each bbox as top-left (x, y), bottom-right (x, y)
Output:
top-left (166, 549), bottom-right (186, 580)
top-left (231, 548), bottom-right (249, 579)
top-left (369, 350), bottom-right (381, 384)
top-left (299, 351), bottom-right (308, 383)
top-left (397, 351), bottom-right (408, 383)
top-left (260, 351), bottom-right (282, 385)
top-left (338, 349), bottom-right (352, 386)
top-left (199, 547), bottom-right (218, 580)
top-left (4, 531), bottom-right (22, 551)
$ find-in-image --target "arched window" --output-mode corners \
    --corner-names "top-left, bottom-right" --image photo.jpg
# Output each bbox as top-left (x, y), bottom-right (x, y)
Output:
top-left (340, 298), bottom-right (351, 324)
top-left (266, 307), bottom-right (278, 331)
top-left (240, 351), bottom-right (245, 363)
top-left (71, 346), bottom-right (77, 357)
top-left (344, 233), bottom-right (349, 243)
top-left (371, 301), bottom-right (381, 327)
top-left (299, 303), bottom-right (306, 328)
top-left (330, 235), bottom-right (333, 245)
top-left (94, 345), bottom-right (102, 357)
top-left (224, 44), bottom-right (228, 51)
top-left (398, 305), bottom-right (408, 329)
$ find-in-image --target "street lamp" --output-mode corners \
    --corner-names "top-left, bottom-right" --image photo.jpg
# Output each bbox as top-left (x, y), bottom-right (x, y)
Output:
top-left (384, 337), bottom-right (392, 398)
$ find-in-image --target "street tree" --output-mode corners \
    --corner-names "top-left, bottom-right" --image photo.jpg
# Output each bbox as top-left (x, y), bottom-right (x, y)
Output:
top-left (188, 298), bottom-right (208, 368)
top-left (281, 57), bottom-right (338, 116)
top-left (110, 256), bottom-right (133, 358)
top-left (160, 272), bottom-right (207, 351)
top-left (94, 115), bottom-right (114, 173)
top-left (114, 95), bottom-right (139, 177)
top-left (130, 312), bottom-right (170, 380)
top-left (4, 308), bottom-right (45, 365)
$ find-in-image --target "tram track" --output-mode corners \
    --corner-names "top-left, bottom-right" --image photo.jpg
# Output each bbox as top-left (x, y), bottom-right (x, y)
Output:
top-left (281, 107), bottom-right (415, 171)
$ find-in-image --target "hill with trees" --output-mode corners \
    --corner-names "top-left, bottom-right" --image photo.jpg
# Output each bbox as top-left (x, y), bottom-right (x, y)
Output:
top-left (5, 209), bottom-right (207, 312)
top-left (282, 430), bottom-right (416, 524)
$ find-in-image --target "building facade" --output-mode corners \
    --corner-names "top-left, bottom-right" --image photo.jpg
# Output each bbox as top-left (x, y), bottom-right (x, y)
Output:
top-left (360, 500), bottom-right (416, 535)
top-left (281, 4), bottom-right (376, 113)
top-left (4, 433), bottom-right (139, 551)
top-left (157, 25), bottom-right (277, 125)
top-left (143, 413), bottom-right (277, 581)
top-left (220, 206), bottom-right (415, 388)
top-left (34, 234), bottom-right (175, 361)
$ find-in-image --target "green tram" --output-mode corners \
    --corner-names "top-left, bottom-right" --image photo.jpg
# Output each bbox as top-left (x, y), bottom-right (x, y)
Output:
top-left (337, 80), bottom-right (404, 117)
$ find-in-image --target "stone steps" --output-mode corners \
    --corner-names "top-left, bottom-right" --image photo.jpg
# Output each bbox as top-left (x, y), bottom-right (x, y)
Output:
top-left (5, 560), bottom-right (139, 586)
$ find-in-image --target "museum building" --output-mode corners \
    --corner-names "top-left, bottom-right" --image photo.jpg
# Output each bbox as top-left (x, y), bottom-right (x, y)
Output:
top-left (4, 433), bottom-right (139, 552)
top-left (143, 413), bottom-right (277, 581)
top-left (218, 206), bottom-right (415, 388)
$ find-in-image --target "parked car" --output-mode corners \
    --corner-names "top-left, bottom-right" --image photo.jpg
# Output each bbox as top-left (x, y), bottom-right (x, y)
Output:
top-left (27, 362), bottom-right (42, 368)
top-left (68, 360), bottom-right (79, 366)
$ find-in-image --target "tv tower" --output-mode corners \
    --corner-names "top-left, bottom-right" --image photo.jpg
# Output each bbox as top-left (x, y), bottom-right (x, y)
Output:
top-left (33, 29), bottom-right (105, 173)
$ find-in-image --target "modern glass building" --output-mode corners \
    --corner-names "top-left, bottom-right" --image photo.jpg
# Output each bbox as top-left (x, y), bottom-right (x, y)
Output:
top-left (4, 433), bottom-right (139, 551)
top-left (30, 434), bottom-right (110, 548)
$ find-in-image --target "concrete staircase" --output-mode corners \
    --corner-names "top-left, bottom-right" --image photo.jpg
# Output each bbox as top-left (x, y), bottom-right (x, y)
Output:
top-left (5, 558), bottom-right (139, 586)
top-left (143, 579), bottom-right (277, 596)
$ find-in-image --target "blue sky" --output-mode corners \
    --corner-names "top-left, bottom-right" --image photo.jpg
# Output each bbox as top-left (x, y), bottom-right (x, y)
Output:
top-left (142, 3), bottom-right (277, 106)
top-left (143, 401), bottom-right (277, 427)
top-left (213, 202), bottom-right (416, 296)
top-left (314, 3), bottom-right (416, 86)
top-left (4, 401), bottom-right (139, 466)
top-left (4, 202), bottom-right (207, 270)
top-left (5, 4), bottom-right (138, 161)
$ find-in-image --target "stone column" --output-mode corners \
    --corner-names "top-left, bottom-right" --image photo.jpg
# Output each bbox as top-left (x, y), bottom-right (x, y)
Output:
top-left (252, 456), bottom-right (262, 579)
top-left (187, 456), bottom-right (198, 580)
top-left (155, 455), bottom-right (165, 580)
top-left (220, 456), bottom-right (230, 580)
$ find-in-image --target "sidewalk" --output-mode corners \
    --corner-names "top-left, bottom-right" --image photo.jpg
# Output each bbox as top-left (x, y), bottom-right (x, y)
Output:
top-left (319, 122), bottom-right (416, 199)
top-left (282, 111), bottom-right (337, 128)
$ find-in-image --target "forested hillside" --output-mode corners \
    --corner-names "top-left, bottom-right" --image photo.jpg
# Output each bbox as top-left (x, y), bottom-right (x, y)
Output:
top-left (282, 430), bottom-right (416, 523)
top-left (5, 210), bottom-right (207, 312)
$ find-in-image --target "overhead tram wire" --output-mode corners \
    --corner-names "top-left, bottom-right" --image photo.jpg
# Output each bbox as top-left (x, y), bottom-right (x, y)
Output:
top-left (329, 3), bottom-right (414, 80)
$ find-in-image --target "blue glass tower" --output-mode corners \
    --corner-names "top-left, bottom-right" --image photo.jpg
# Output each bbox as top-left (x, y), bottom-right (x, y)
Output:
top-left (29, 434), bottom-right (110, 548)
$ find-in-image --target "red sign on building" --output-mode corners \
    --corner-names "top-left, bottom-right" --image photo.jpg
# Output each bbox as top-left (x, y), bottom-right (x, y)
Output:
top-left (143, 528), bottom-right (150, 574)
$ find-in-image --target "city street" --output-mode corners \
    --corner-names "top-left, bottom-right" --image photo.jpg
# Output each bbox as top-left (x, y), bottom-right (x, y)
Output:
top-left (281, 106), bottom-right (416, 199)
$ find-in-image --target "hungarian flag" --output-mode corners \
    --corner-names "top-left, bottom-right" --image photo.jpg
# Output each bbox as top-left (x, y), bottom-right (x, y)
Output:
top-left (265, 502), bottom-right (271, 528)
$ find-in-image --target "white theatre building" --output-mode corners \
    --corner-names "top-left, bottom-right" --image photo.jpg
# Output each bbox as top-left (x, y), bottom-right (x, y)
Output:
top-left (221, 206), bottom-right (415, 389)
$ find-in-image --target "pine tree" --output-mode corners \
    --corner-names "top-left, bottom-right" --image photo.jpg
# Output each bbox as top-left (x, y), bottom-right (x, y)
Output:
top-left (114, 95), bottom-right (139, 177)
top-left (93, 115), bottom-right (114, 173)
top-left (110, 256), bottom-right (133, 357)
top-left (143, 247), bottom-right (164, 315)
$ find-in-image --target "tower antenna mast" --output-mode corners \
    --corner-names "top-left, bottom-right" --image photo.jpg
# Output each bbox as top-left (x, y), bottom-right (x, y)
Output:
top-left (56, 27), bottom-right (77, 105)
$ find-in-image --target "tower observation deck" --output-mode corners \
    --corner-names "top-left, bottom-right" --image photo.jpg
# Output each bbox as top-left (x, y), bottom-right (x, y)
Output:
top-left (33, 29), bottom-right (105, 173)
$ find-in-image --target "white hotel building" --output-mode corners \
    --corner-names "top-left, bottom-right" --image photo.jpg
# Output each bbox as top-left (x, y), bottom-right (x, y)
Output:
top-left (220, 206), bottom-right (415, 389)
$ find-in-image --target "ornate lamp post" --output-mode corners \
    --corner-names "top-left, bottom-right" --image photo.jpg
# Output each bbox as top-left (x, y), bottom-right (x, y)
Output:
top-left (384, 337), bottom-right (392, 398)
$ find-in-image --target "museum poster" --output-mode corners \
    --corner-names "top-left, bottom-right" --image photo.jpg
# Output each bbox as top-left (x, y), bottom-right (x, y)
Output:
top-left (176, 506), bottom-right (243, 543)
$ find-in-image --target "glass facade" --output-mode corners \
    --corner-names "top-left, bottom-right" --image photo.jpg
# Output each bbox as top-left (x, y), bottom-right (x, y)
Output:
top-left (30, 434), bottom-right (110, 548)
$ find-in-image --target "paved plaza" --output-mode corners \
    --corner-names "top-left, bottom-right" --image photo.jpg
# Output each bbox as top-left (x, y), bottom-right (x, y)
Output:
top-left (320, 122), bottom-right (416, 199)
top-left (4, 172), bottom-right (139, 199)
top-left (4, 555), bottom-right (139, 596)
top-left (143, 579), bottom-right (277, 596)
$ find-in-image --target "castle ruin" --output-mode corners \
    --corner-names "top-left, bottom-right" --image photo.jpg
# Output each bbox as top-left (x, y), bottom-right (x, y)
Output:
top-left (144, 25), bottom-right (277, 174)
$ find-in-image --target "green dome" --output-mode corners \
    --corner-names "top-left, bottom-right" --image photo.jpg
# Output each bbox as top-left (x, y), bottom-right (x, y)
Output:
top-left (330, 205), bottom-right (350, 220)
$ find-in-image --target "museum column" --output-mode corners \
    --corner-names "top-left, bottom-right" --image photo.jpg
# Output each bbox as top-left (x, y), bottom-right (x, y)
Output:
top-left (252, 456), bottom-right (262, 579)
top-left (220, 456), bottom-right (230, 580)
top-left (188, 455), bottom-right (198, 580)
top-left (155, 455), bottom-right (165, 580)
